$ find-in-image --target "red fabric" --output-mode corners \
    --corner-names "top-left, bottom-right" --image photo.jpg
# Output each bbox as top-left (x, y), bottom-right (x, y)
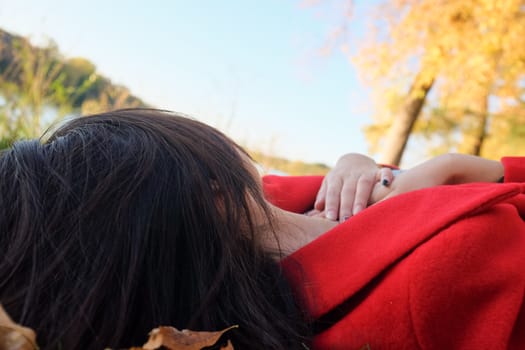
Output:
top-left (262, 175), bottom-right (324, 214)
top-left (263, 158), bottom-right (525, 350)
top-left (502, 157), bottom-right (525, 183)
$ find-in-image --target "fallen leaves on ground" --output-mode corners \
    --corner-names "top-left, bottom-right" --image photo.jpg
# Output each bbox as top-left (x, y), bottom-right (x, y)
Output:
top-left (0, 304), bottom-right (238, 350)
top-left (132, 325), bottom-right (238, 350)
top-left (0, 305), bottom-right (38, 350)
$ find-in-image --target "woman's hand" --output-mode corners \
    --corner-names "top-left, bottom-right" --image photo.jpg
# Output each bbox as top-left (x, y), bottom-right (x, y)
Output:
top-left (310, 153), bottom-right (393, 222)
top-left (369, 154), bottom-right (504, 204)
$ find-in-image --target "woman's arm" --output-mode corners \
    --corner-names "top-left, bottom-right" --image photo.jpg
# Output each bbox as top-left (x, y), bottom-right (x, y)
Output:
top-left (369, 154), bottom-right (504, 204)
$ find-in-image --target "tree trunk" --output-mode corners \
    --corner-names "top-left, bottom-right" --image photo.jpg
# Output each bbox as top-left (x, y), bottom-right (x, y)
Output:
top-left (461, 93), bottom-right (489, 156)
top-left (379, 75), bottom-right (434, 166)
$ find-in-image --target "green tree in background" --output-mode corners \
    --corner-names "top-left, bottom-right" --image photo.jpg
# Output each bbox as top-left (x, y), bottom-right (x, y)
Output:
top-left (0, 29), bottom-right (145, 148)
top-left (0, 28), bottom-right (326, 174)
top-left (0, 35), bottom-right (66, 142)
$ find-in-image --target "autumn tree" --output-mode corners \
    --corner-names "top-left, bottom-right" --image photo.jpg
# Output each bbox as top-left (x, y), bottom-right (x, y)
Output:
top-left (309, 0), bottom-right (525, 165)
top-left (366, 0), bottom-right (525, 164)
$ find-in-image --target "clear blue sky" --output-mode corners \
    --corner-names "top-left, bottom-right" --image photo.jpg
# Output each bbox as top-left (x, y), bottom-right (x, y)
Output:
top-left (0, 0), bottom-right (379, 166)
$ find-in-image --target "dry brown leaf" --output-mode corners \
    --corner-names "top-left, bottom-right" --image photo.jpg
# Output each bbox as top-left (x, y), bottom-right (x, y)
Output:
top-left (140, 325), bottom-right (238, 350)
top-left (0, 305), bottom-right (38, 350)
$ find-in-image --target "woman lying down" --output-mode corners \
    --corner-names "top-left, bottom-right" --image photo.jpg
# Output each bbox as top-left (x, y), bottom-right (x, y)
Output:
top-left (0, 108), bottom-right (523, 350)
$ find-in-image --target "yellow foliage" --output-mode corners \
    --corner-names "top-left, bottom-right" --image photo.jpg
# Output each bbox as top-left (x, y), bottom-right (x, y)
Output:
top-left (347, 0), bottom-right (525, 157)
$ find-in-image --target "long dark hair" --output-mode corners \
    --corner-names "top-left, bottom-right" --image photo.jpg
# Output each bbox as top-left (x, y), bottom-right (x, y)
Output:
top-left (0, 109), bottom-right (310, 349)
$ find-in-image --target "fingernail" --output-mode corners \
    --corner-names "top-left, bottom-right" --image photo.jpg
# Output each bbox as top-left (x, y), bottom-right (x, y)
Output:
top-left (342, 215), bottom-right (350, 222)
top-left (353, 205), bottom-right (363, 215)
top-left (382, 178), bottom-right (390, 186)
top-left (326, 211), bottom-right (336, 221)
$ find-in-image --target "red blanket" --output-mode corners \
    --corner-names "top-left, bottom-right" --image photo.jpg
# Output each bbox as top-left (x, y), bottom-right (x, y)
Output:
top-left (263, 157), bottom-right (525, 349)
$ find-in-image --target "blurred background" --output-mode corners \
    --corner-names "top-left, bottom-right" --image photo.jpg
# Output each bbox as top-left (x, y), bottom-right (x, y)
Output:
top-left (1, 0), bottom-right (524, 174)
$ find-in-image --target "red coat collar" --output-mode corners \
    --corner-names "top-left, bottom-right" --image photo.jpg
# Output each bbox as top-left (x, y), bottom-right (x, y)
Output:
top-left (273, 180), bottom-right (525, 319)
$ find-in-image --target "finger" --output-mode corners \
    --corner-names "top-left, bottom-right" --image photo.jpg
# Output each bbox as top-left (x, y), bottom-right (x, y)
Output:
top-left (305, 208), bottom-right (322, 217)
top-left (304, 209), bottom-right (321, 216)
top-left (324, 178), bottom-right (343, 221)
top-left (352, 175), bottom-right (375, 215)
top-left (314, 179), bottom-right (328, 210)
top-left (379, 167), bottom-right (394, 186)
top-left (339, 180), bottom-right (357, 222)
